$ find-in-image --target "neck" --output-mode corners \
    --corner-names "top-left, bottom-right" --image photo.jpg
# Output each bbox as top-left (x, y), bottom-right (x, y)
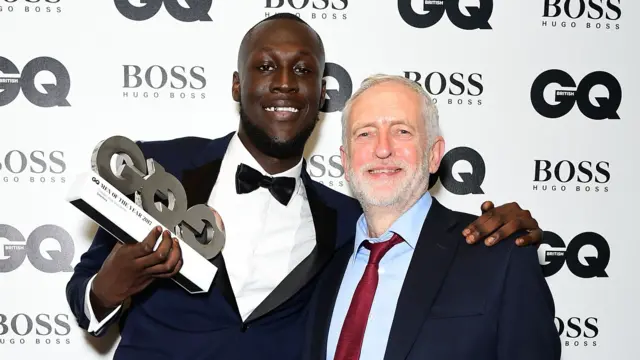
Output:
top-left (362, 188), bottom-right (428, 238)
top-left (237, 132), bottom-right (303, 175)
top-left (364, 206), bottom-right (405, 238)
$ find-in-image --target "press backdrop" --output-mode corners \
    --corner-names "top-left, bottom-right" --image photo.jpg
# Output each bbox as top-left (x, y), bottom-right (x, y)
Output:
top-left (1, 0), bottom-right (638, 359)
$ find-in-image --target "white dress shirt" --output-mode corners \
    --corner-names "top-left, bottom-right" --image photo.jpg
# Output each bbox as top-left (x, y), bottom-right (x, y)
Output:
top-left (84, 133), bottom-right (317, 333)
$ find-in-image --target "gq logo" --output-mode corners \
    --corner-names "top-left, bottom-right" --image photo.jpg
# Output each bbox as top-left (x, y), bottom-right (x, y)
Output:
top-left (0, 57), bottom-right (71, 108)
top-left (539, 231), bottom-right (610, 278)
top-left (0, 224), bottom-right (74, 273)
top-left (398, 0), bottom-right (493, 29)
top-left (531, 70), bottom-right (621, 120)
top-left (322, 62), bottom-right (352, 113)
top-left (114, 0), bottom-right (212, 22)
top-left (428, 147), bottom-right (485, 195)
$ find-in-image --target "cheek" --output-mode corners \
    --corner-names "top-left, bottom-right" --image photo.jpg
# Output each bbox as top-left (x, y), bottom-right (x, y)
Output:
top-left (349, 144), bottom-right (375, 169)
top-left (243, 78), bottom-right (267, 100)
top-left (301, 83), bottom-right (322, 104)
top-left (393, 145), bottom-right (420, 165)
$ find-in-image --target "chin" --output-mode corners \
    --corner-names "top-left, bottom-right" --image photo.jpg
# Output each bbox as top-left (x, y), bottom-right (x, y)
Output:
top-left (364, 176), bottom-right (405, 190)
top-left (350, 174), bottom-right (415, 207)
top-left (359, 193), bottom-right (403, 208)
top-left (353, 185), bottom-right (400, 205)
top-left (369, 184), bottom-right (397, 196)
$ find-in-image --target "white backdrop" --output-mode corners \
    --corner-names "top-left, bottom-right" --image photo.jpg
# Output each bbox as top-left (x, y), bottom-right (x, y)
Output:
top-left (1, 0), bottom-right (638, 359)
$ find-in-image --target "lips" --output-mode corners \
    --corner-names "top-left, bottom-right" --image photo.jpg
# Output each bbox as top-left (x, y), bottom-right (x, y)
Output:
top-left (262, 98), bottom-right (303, 111)
top-left (262, 99), bottom-right (303, 121)
top-left (264, 106), bottom-right (299, 113)
top-left (365, 166), bottom-right (403, 181)
top-left (368, 168), bottom-right (401, 174)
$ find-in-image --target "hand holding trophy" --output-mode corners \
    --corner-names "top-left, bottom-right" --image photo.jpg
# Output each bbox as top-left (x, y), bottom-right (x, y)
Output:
top-left (67, 136), bottom-right (225, 295)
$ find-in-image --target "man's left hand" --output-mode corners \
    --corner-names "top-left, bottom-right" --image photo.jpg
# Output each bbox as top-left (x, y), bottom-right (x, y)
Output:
top-left (462, 201), bottom-right (542, 247)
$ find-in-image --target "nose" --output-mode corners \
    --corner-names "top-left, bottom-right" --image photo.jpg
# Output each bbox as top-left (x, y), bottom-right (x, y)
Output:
top-left (374, 131), bottom-right (392, 159)
top-left (270, 67), bottom-right (299, 94)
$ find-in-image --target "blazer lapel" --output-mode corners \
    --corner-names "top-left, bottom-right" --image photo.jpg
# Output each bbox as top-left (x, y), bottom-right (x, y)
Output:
top-left (383, 198), bottom-right (461, 360)
top-left (245, 166), bottom-right (338, 323)
top-left (308, 242), bottom-right (353, 360)
top-left (182, 159), bottom-right (222, 208)
top-left (180, 134), bottom-right (241, 319)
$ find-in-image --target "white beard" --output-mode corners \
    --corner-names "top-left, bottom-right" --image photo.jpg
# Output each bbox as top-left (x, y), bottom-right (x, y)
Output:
top-left (347, 156), bottom-right (430, 210)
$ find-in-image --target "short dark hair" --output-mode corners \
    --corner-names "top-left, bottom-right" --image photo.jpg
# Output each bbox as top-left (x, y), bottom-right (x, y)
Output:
top-left (237, 13), bottom-right (325, 70)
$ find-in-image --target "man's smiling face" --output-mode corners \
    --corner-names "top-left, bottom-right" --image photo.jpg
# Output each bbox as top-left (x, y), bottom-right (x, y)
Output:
top-left (233, 18), bottom-right (327, 159)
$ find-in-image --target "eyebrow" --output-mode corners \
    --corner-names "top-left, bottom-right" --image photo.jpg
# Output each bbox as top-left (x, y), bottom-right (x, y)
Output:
top-left (353, 119), bottom-right (414, 132)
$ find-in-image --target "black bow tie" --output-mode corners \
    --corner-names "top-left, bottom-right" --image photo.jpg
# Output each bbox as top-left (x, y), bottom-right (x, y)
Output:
top-left (235, 163), bottom-right (297, 206)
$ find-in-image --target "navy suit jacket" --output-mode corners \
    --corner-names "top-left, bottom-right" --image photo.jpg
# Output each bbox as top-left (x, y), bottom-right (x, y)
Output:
top-left (66, 132), bottom-right (363, 360)
top-left (305, 198), bottom-right (561, 360)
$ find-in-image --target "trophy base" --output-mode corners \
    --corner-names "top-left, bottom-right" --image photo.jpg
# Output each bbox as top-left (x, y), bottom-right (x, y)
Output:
top-left (67, 171), bottom-right (217, 294)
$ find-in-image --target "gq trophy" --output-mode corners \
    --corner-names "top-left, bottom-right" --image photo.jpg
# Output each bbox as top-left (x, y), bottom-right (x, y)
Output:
top-left (66, 136), bottom-right (224, 294)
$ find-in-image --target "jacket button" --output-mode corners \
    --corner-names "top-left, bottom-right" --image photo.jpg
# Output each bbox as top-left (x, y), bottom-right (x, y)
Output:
top-left (240, 324), bottom-right (249, 332)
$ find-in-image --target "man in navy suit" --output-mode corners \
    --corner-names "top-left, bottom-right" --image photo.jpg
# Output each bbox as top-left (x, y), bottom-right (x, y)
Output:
top-left (66, 14), bottom-right (547, 359)
top-left (305, 74), bottom-right (561, 360)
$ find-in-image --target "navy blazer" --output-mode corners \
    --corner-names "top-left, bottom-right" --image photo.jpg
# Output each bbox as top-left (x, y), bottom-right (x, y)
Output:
top-left (66, 132), bottom-right (363, 360)
top-left (305, 198), bottom-right (561, 360)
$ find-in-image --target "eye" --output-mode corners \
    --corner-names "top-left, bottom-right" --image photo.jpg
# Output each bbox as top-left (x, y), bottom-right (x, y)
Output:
top-left (357, 132), bottom-right (369, 137)
top-left (294, 65), bottom-right (312, 75)
top-left (258, 64), bottom-right (275, 72)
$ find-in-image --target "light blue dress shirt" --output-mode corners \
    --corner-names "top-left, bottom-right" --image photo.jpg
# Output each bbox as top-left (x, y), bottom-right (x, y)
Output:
top-left (326, 191), bottom-right (433, 360)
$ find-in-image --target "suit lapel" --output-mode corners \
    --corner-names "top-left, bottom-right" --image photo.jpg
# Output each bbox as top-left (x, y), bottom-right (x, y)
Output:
top-left (180, 134), bottom-right (241, 319)
top-left (245, 167), bottom-right (338, 323)
top-left (182, 158), bottom-right (222, 208)
top-left (383, 199), bottom-right (461, 360)
top-left (308, 242), bottom-right (353, 360)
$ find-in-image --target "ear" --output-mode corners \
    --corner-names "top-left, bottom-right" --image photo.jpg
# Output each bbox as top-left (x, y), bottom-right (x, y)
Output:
top-left (232, 71), bottom-right (240, 102)
top-left (319, 77), bottom-right (327, 110)
top-left (340, 145), bottom-right (350, 183)
top-left (428, 136), bottom-right (445, 174)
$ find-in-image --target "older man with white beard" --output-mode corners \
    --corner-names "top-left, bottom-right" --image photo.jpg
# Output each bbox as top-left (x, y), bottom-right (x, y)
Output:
top-left (303, 74), bottom-right (561, 360)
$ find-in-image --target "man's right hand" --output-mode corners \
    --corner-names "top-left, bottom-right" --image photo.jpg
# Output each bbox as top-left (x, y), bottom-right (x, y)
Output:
top-left (90, 226), bottom-right (183, 320)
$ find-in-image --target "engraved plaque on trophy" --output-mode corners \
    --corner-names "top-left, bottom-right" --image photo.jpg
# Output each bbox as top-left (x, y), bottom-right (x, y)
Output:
top-left (67, 136), bottom-right (224, 294)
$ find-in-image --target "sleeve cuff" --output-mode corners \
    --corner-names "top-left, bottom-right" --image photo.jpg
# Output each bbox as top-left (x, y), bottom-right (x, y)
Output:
top-left (83, 274), bottom-right (122, 334)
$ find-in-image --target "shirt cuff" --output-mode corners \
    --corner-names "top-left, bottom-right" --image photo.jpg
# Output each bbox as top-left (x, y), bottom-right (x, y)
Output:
top-left (83, 274), bottom-right (122, 333)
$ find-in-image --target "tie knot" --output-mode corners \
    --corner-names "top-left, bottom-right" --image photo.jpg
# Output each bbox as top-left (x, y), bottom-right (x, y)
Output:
top-left (258, 176), bottom-right (274, 188)
top-left (363, 233), bottom-right (403, 265)
top-left (235, 163), bottom-right (297, 206)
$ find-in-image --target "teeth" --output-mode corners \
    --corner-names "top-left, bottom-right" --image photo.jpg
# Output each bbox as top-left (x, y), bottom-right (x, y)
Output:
top-left (264, 106), bottom-right (299, 113)
top-left (369, 169), bottom-right (400, 174)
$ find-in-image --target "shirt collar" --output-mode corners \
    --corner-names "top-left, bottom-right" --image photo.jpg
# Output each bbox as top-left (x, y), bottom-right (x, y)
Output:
top-left (353, 191), bottom-right (433, 256)
top-left (225, 132), bottom-right (304, 190)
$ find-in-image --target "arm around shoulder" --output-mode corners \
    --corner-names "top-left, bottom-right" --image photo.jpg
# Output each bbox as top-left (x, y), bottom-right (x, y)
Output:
top-left (497, 241), bottom-right (562, 360)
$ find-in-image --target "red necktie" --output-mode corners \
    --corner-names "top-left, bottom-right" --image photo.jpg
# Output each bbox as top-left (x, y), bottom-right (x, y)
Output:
top-left (333, 233), bottom-right (404, 360)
